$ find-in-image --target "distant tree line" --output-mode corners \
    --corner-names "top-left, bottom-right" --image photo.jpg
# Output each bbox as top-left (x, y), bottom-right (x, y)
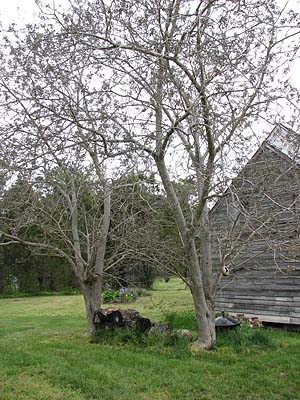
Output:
top-left (0, 244), bottom-right (77, 293)
top-left (0, 171), bottom-right (183, 294)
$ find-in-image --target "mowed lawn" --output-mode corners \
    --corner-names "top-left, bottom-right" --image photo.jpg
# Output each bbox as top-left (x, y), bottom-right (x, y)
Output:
top-left (0, 279), bottom-right (300, 400)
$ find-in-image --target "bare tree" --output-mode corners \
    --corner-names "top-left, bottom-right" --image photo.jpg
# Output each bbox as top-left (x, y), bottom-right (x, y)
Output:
top-left (0, 18), bottom-right (116, 333)
top-left (49, 0), bottom-right (299, 349)
top-left (0, 160), bottom-right (111, 334)
top-left (1, 0), bottom-right (300, 348)
top-left (0, 23), bottom-right (165, 330)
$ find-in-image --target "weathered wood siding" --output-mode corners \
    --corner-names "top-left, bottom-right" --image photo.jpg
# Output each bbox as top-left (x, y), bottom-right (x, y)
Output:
top-left (210, 140), bottom-right (300, 324)
top-left (216, 269), bottom-right (300, 324)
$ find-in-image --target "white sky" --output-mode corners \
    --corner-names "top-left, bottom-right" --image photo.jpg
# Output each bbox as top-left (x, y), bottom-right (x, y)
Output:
top-left (0, 0), bottom-right (39, 25)
top-left (1, 1), bottom-right (299, 21)
top-left (1, 0), bottom-right (299, 86)
top-left (1, 0), bottom-right (300, 29)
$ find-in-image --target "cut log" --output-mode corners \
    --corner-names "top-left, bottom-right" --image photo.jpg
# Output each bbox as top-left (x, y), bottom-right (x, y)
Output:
top-left (93, 308), bottom-right (151, 333)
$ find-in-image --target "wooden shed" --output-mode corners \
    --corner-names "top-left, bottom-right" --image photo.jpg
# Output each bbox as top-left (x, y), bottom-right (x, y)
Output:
top-left (210, 125), bottom-right (300, 325)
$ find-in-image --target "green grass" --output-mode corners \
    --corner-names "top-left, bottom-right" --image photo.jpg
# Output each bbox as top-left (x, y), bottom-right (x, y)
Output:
top-left (0, 278), bottom-right (300, 399)
top-left (0, 288), bottom-right (81, 299)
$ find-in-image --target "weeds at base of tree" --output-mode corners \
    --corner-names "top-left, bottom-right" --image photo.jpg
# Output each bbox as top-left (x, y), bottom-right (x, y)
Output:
top-left (216, 325), bottom-right (276, 351)
top-left (165, 311), bottom-right (198, 331)
top-left (165, 311), bottom-right (277, 352)
top-left (90, 327), bottom-right (191, 359)
top-left (90, 311), bottom-right (277, 360)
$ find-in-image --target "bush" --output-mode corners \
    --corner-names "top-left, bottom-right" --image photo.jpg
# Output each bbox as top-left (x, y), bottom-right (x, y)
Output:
top-left (102, 287), bottom-right (148, 303)
top-left (102, 290), bottom-right (120, 303)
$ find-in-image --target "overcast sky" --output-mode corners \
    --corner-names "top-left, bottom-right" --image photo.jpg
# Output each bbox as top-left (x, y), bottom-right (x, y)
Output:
top-left (0, 0), bottom-right (299, 92)
top-left (1, 0), bottom-right (300, 28)
top-left (0, 0), bottom-right (39, 26)
top-left (0, 0), bottom-right (300, 25)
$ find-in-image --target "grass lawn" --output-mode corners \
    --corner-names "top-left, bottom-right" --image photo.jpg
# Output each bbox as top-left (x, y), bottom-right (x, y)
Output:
top-left (0, 278), bottom-right (299, 400)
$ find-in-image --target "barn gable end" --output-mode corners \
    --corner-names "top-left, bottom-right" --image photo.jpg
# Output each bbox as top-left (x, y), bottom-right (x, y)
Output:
top-left (211, 125), bottom-right (300, 325)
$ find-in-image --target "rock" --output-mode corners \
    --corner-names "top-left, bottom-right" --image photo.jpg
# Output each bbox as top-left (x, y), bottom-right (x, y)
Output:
top-left (176, 329), bottom-right (193, 341)
top-left (190, 341), bottom-right (211, 355)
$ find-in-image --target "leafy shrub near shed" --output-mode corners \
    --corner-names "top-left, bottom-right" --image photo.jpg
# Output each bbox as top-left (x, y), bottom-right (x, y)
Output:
top-left (102, 287), bottom-right (143, 303)
top-left (102, 290), bottom-right (120, 303)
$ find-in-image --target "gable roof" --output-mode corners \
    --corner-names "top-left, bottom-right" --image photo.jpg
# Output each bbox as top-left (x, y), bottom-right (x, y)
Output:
top-left (209, 124), bottom-right (299, 215)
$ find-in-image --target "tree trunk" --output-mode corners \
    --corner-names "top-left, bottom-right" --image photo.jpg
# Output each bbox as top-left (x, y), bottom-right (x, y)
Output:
top-left (190, 295), bottom-right (215, 350)
top-left (80, 278), bottom-right (102, 334)
top-left (156, 157), bottom-right (216, 350)
top-left (193, 211), bottom-right (216, 349)
top-left (188, 238), bottom-right (216, 350)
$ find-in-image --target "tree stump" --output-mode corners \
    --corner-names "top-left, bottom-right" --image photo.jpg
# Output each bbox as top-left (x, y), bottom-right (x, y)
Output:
top-left (93, 308), bottom-right (152, 333)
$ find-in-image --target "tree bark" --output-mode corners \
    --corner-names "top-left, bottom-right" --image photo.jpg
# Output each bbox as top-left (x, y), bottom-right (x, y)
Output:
top-left (80, 278), bottom-right (102, 334)
top-left (188, 237), bottom-right (215, 350)
top-left (156, 157), bottom-right (216, 350)
top-left (69, 179), bottom-right (111, 335)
